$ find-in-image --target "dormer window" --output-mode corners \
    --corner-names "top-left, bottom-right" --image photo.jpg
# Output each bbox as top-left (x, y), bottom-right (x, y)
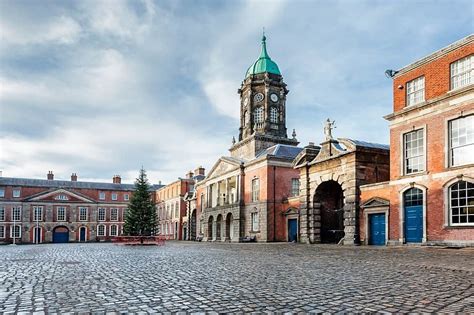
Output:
top-left (55, 194), bottom-right (69, 201)
top-left (406, 76), bottom-right (425, 106)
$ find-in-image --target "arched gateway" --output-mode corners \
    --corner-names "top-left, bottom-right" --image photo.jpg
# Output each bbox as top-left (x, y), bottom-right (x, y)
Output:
top-left (314, 180), bottom-right (345, 243)
top-left (53, 226), bottom-right (69, 243)
top-left (293, 134), bottom-right (390, 245)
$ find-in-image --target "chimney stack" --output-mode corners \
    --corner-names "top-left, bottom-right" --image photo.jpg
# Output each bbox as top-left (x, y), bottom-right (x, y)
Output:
top-left (194, 166), bottom-right (205, 176)
top-left (186, 170), bottom-right (194, 179)
top-left (158, 180), bottom-right (162, 186)
top-left (71, 173), bottom-right (78, 181)
top-left (113, 175), bottom-right (121, 184)
top-left (47, 171), bottom-right (54, 180)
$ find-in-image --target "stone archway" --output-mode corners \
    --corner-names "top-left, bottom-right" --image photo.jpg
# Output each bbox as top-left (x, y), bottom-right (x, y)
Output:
top-left (225, 213), bottom-right (234, 241)
top-left (216, 214), bottom-right (223, 241)
top-left (208, 216), bottom-right (214, 240)
top-left (314, 180), bottom-right (345, 244)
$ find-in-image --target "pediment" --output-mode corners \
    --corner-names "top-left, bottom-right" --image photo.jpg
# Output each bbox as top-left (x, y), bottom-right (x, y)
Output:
top-left (361, 197), bottom-right (390, 208)
top-left (206, 157), bottom-right (241, 180)
top-left (284, 207), bottom-right (300, 215)
top-left (25, 188), bottom-right (95, 203)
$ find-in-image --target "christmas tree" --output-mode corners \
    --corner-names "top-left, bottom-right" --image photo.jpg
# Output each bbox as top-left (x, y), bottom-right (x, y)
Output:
top-left (123, 168), bottom-right (157, 239)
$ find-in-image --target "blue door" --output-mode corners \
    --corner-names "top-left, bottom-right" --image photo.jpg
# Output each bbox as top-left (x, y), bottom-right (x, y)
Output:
top-left (79, 227), bottom-right (86, 242)
top-left (53, 227), bottom-right (69, 243)
top-left (405, 205), bottom-right (423, 243)
top-left (288, 219), bottom-right (298, 242)
top-left (369, 213), bottom-right (386, 245)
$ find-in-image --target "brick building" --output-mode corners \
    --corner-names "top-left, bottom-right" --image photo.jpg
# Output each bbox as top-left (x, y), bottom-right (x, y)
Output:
top-left (0, 172), bottom-right (162, 244)
top-left (195, 35), bottom-right (302, 242)
top-left (155, 168), bottom-right (204, 240)
top-left (360, 35), bottom-right (474, 246)
top-left (293, 125), bottom-right (390, 245)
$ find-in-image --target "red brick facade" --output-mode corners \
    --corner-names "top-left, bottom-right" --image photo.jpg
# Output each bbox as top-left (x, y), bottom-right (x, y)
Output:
top-left (0, 173), bottom-right (148, 244)
top-left (360, 35), bottom-right (474, 246)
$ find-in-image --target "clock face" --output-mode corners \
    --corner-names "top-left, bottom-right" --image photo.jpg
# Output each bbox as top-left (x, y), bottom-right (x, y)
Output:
top-left (270, 93), bottom-right (279, 102)
top-left (253, 93), bottom-right (264, 103)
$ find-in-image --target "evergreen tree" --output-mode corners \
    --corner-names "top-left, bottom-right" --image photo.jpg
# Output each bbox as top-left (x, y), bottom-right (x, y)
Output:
top-left (123, 168), bottom-right (157, 237)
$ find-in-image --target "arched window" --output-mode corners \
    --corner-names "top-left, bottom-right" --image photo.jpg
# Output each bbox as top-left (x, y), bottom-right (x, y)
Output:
top-left (97, 224), bottom-right (106, 236)
top-left (254, 107), bottom-right (264, 126)
top-left (175, 202), bottom-right (179, 218)
top-left (110, 225), bottom-right (118, 236)
top-left (243, 110), bottom-right (248, 126)
top-left (270, 107), bottom-right (278, 124)
top-left (403, 188), bottom-right (423, 206)
top-left (449, 180), bottom-right (474, 225)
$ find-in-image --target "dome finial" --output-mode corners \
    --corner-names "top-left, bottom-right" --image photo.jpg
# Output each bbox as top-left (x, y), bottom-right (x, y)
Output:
top-left (262, 27), bottom-right (266, 42)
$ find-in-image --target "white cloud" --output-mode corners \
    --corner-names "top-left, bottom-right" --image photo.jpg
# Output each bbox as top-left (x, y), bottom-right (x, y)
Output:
top-left (0, 15), bottom-right (81, 45)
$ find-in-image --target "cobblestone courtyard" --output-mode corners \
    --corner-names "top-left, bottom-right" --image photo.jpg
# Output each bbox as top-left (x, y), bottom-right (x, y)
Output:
top-left (0, 242), bottom-right (473, 313)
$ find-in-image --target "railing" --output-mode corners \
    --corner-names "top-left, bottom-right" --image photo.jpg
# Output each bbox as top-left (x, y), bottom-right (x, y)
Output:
top-left (111, 236), bottom-right (166, 246)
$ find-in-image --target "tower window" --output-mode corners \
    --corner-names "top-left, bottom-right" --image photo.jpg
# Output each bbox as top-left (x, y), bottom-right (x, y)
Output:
top-left (254, 107), bottom-right (264, 128)
top-left (270, 107), bottom-right (278, 124)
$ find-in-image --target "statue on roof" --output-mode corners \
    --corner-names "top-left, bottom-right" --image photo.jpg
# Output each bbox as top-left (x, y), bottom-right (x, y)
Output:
top-left (324, 118), bottom-right (336, 141)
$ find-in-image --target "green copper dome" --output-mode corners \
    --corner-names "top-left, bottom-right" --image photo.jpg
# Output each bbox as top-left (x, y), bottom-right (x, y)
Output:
top-left (245, 35), bottom-right (281, 78)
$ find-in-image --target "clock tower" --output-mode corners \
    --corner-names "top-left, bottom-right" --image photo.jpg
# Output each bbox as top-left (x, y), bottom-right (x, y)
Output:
top-left (230, 34), bottom-right (298, 159)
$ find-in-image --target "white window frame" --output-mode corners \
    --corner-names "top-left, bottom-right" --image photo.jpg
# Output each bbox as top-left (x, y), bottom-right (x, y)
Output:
top-left (98, 208), bottom-right (106, 221)
top-left (0, 225), bottom-right (4, 238)
top-left (0, 188), bottom-right (5, 198)
top-left (99, 192), bottom-right (106, 200)
top-left (406, 76), bottom-right (425, 107)
top-left (450, 55), bottom-right (473, 90)
top-left (12, 207), bottom-right (21, 221)
top-left (110, 224), bottom-right (119, 236)
top-left (254, 107), bottom-right (264, 127)
top-left (97, 224), bottom-right (106, 236)
top-left (10, 225), bottom-right (21, 238)
top-left (110, 208), bottom-right (118, 221)
top-left (124, 194), bottom-right (129, 201)
top-left (403, 128), bottom-right (425, 175)
top-left (448, 180), bottom-right (474, 226)
top-left (111, 193), bottom-right (118, 201)
top-left (291, 179), bottom-right (300, 197)
top-left (79, 207), bottom-right (88, 221)
top-left (270, 107), bottom-right (278, 124)
top-left (448, 115), bottom-right (474, 167)
top-left (251, 212), bottom-right (259, 232)
top-left (0, 206), bottom-right (4, 221)
top-left (252, 178), bottom-right (260, 202)
top-left (57, 207), bottom-right (66, 221)
top-left (33, 206), bottom-right (43, 221)
top-left (12, 188), bottom-right (21, 198)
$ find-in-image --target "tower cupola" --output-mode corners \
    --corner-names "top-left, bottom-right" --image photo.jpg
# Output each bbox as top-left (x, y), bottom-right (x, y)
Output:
top-left (245, 35), bottom-right (281, 78)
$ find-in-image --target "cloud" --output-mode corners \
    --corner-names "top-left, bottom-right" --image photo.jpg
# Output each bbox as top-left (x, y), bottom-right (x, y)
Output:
top-left (0, 0), bottom-right (472, 184)
top-left (0, 15), bottom-right (81, 45)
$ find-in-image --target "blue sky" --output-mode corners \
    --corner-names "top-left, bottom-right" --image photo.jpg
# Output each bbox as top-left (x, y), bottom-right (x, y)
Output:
top-left (0, 0), bottom-right (472, 184)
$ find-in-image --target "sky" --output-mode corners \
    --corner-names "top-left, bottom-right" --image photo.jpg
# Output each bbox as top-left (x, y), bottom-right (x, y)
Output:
top-left (0, 0), bottom-right (472, 184)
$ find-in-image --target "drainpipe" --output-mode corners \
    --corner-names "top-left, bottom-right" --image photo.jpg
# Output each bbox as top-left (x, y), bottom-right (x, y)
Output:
top-left (273, 165), bottom-right (276, 242)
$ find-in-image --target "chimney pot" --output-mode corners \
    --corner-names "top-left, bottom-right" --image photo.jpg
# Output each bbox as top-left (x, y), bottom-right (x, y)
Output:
top-left (194, 166), bottom-right (205, 176)
top-left (71, 173), bottom-right (78, 181)
top-left (47, 171), bottom-right (54, 180)
top-left (113, 175), bottom-right (121, 184)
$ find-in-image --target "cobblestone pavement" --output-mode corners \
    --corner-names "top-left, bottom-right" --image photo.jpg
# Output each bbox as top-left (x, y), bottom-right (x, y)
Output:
top-left (0, 242), bottom-right (473, 313)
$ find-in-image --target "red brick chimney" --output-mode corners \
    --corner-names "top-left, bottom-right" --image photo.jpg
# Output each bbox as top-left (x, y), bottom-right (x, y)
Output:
top-left (47, 171), bottom-right (54, 180)
top-left (113, 175), bottom-right (121, 184)
top-left (194, 166), bottom-right (205, 176)
top-left (71, 173), bottom-right (77, 181)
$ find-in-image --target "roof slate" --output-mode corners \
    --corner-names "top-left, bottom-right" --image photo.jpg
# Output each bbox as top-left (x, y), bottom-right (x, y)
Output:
top-left (0, 177), bottom-right (163, 191)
